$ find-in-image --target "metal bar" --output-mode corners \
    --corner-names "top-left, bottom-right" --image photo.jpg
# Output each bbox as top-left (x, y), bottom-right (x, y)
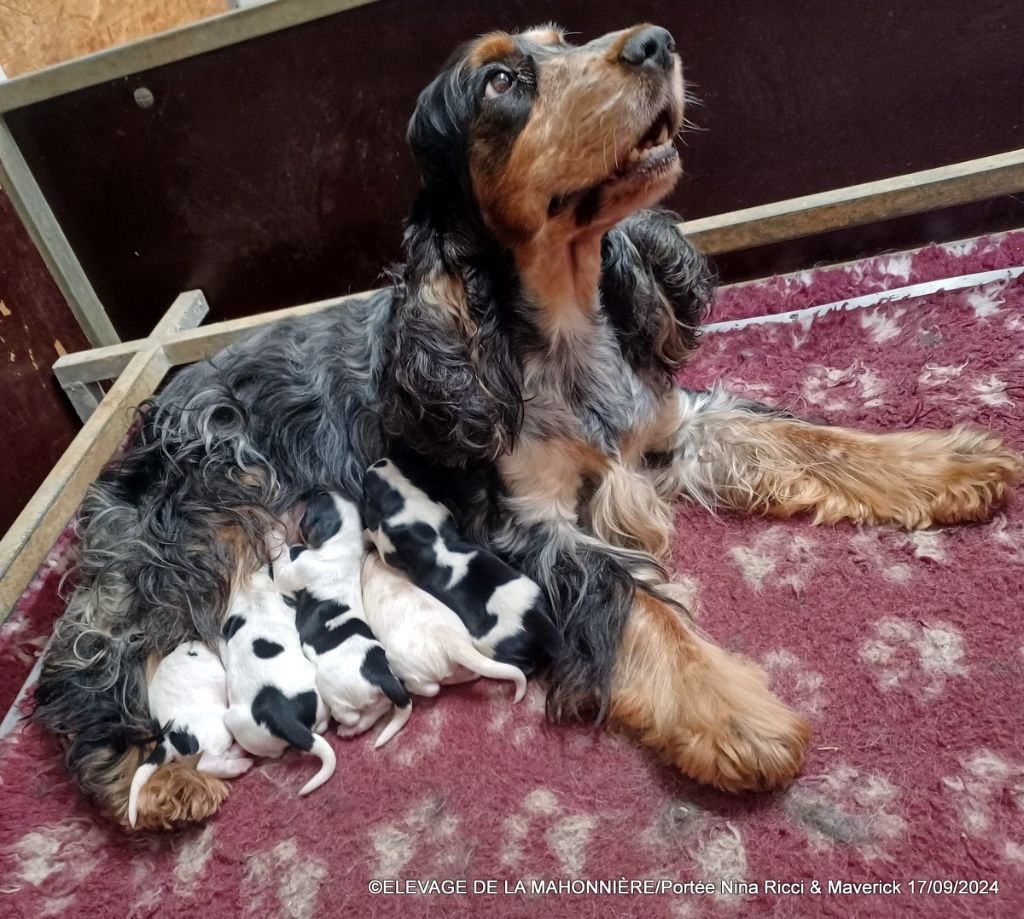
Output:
top-left (61, 380), bottom-right (106, 422)
top-left (0, 117), bottom-right (119, 346)
top-left (0, 0), bottom-right (382, 114)
top-left (53, 289), bottom-right (370, 384)
top-left (53, 291), bottom-right (208, 419)
top-left (701, 265), bottom-right (1024, 334)
top-left (151, 289), bottom-right (210, 336)
top-left (0, 640), bottom-right (48, 739)
top-left (681, 149), bottom-right (1024, 255)
top-left (0, 345), bottom-right (171, 615)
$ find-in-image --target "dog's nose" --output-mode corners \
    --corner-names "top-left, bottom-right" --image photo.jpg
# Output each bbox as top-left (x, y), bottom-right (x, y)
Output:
top-left (619, 26), bottom-right (676, 71)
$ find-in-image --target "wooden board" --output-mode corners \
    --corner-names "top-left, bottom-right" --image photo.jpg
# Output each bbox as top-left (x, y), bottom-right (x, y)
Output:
top-left (0, 0), bottom-right (229, 78)
top-left (0, 345), bottom-right (169, 613)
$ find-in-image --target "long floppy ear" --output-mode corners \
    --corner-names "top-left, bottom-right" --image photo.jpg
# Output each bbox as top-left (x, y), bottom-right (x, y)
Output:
top-left (600, 208), bottom-right (714, 373)
top-left (378, 207), bottom-right (523, 466)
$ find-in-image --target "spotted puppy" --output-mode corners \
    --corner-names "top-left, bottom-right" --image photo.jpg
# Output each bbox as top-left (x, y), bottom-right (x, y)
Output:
top-left (269, 492), bottom-right (412, 747)
top-left (361, 459), bottom-right (559, 674)
top-left (127, 641), bottom-right (252, 827)
top-left (222, 567), bottom-right (335, 795)
top-left (361, 552), bottom-right (527, 700)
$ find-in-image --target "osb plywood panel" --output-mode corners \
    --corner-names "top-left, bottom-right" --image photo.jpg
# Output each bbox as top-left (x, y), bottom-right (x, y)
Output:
top-left (0, 0), bottom-right (229, 77)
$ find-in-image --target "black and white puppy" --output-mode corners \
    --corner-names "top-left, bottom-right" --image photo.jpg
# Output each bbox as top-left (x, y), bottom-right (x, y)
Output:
top-left (269, 493), bottom-right (412, 747)
top-left (361, 459), bottom-right (559, 675)
top-left (222, 567), bottom-right (335, 795)
top-left (127, 641), bottom-right (252, 827)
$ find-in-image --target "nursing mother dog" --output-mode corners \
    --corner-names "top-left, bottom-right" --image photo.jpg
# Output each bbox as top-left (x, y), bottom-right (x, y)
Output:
top-left (34, 23), bottom-right (1020, 828)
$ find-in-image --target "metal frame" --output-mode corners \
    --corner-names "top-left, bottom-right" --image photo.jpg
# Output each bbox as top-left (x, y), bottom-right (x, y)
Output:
top-left (0, 0), bottom-right (382, 347)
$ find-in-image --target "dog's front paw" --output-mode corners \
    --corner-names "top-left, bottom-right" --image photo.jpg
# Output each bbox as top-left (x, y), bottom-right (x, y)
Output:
top-left (669, 643), bottom-right (810, 792)
top-left (611, 593), bottom-right (809, 793)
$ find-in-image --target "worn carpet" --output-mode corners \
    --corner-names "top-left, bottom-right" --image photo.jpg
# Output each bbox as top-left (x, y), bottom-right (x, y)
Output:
top-left (1, 237), bottom-right (1022, 918)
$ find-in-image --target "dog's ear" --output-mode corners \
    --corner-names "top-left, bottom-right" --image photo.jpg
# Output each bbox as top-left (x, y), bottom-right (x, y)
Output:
top-left (379, 219), bottom-right (523, 467)
top-left (600, 208), bottom-right (715, 373)
top-left (299, 494), bottom-right (343, 550)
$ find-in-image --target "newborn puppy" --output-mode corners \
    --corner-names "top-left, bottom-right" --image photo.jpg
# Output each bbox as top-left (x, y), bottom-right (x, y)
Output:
top-left (361, 458), bottom-right (559, 675)
top-left (361, 552), bottom-right (527, 700)
top-left (269, 492), bottom-right (412, 747)
top-left (222, 567), bottom-right (335, 795)
top-left (127, 641), bottom-right (252, 828)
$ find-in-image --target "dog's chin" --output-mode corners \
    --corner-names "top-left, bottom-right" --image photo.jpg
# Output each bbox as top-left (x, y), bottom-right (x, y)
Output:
top-left (575, 145), bottom-right (682, 235)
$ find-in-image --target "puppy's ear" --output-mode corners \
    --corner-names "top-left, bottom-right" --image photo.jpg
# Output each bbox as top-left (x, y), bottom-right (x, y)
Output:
top-left (299, 494), bottom-right (343, 550)
top-left (601, 208), bottom-right (714, 373)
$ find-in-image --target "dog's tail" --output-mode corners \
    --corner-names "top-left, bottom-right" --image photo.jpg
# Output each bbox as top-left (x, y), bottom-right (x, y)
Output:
top-left (127, 743), bottom-right (167, 828)
top-left (374, 700), bottom-right (413, 748)
top-left (299, 734), bottom-right (337, 796)
top-left (452, 644), bottom-right (527, 703)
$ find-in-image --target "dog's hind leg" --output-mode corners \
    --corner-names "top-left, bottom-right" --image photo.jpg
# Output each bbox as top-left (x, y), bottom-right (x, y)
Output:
top-left (650, 387), bottom-right (1021, 529)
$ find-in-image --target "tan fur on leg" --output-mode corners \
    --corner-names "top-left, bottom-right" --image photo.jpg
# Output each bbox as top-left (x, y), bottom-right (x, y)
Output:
top-left (610, 592), bottom-right (809, 792)
top-left (589, 461), bottom-right (674, 556)
top-left (697, 418), bottom-right (1021, 529)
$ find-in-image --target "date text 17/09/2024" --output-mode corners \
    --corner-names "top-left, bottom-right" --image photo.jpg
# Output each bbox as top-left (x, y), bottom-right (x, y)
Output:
top-left (368, 879), bottom-right (1001, 897)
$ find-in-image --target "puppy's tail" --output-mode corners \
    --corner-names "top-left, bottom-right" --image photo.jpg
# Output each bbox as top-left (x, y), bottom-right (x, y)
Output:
top-left (127, 744), bottom-right (167, 828)
top-left (374, 700), bottom-right (413, 748)
top-left (453, 645), bottom-right (527, 703)
top-left (298, 734), bottom-right (336, 796)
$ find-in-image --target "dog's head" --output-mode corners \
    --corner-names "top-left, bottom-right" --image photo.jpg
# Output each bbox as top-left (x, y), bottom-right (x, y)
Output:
top-left (382, 26), bottom-right (708, 465)
top-left (408, 23), bottom-right (684, 245)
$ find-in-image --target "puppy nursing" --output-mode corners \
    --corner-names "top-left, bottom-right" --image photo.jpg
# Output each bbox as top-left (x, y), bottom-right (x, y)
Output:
top-left (362, 459), bottom-right (560, 674)
top-left (270, 493), bottom-right (412, 747)
top-left (129, 471), bottom-right (549, 816)
top-left (127, 642), bottom-right (252, 827)
top-left (221, 568), bottom-right (336, 795)
top-left (361, 552), bottom-right (527, 701)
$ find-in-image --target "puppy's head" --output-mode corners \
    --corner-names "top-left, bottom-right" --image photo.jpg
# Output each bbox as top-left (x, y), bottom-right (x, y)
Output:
top-left (408, 24), bottom-right (685, 247)
top-left (299, 492), bottom-right (354, 550)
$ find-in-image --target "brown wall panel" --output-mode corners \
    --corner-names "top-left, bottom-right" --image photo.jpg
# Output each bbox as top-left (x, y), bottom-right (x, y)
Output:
top-left (0, 185), bottom-right (90, 534)
top-left (5, 0), bottom-right (1023, 339)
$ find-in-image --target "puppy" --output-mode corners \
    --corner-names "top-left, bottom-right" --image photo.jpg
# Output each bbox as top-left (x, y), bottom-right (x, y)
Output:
top-left (361, 458), bottom-right (559, 674)
top-left (361, 552), bottom-right (527, 701)
top-left (221, 567), bottom-right (336, 795)
top-left (127, 641), bottom-right (252, 828)
top-left (269, 492), bottom-right (412, 747)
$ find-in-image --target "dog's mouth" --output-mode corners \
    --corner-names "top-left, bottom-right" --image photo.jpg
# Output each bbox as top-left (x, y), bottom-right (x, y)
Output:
top-left (613, 105), bottom-right (679, 182)
top-left (547, 103), bottom-right (681, 220)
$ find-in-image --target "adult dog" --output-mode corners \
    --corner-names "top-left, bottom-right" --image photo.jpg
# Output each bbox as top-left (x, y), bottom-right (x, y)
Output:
top-left (34, 23), bottom-right (1020, 828)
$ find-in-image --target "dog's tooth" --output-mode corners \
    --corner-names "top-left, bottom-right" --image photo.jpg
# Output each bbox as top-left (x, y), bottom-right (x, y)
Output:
top-left (628, 147), bottom-right (641, 162)
top-left (657, 124), bottom-right (670, 145)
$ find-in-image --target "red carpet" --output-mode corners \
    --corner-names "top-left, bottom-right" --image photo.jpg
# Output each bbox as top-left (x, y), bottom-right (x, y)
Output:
top-left (1, 237), bottom-right (1022, 917)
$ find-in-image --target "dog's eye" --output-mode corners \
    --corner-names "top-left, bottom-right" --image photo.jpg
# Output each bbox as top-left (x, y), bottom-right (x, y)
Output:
top-left (485, 70), bottom-right (515, 99)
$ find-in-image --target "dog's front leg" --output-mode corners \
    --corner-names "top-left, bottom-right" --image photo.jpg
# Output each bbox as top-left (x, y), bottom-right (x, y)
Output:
top-left (495, 482), bottom-right (809, 793)
top-left (647, 388), bottom-right (1021, 529)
